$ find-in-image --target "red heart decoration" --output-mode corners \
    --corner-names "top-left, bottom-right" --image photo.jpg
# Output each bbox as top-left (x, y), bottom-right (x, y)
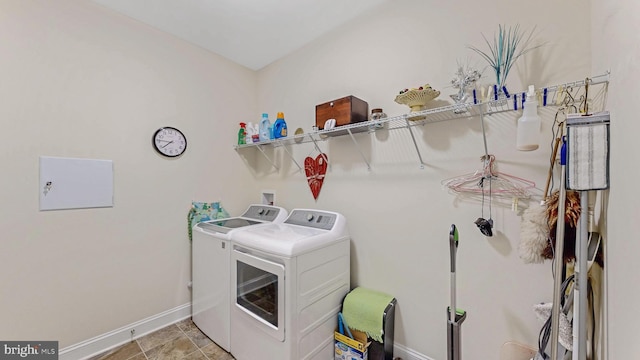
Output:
top-left (304, 153), bottom-right (328, 200)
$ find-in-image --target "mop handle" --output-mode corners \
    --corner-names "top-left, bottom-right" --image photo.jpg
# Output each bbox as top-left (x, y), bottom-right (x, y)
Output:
top-left (449, 224), bottom-right (458, 323)
top-left (450, 273), bottom-right (456, 323)
top-left (449, 224), bottom-right (458, 272)
top-left (550, 138), bottom-right (568, 360)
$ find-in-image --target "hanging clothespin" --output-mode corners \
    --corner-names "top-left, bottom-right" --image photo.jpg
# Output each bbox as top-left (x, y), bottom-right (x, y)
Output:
top-left (537, 89), bottom-right (543, 105)
top-left (502, 86), bottom-right (511, 98)
top-left (556, 86), bottom-right (565, 106)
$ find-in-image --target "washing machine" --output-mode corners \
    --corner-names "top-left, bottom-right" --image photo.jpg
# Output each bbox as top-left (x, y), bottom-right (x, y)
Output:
top-left (229, 209), bottom-right (350, 360)
top-left (192, 204), bottom-right (288, 352)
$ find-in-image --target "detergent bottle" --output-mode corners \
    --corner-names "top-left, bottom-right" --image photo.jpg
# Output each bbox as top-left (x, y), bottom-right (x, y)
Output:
top-left (273, 112), bottom-right (287, 139)
top-left (259, 113), bottom-right (271, 142)
top-left (238, 122), bottom-right (246, 145)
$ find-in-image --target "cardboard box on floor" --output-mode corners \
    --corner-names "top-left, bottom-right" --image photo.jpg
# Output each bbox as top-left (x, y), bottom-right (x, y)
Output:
top-left (335, 328), bottom-right (370, 360)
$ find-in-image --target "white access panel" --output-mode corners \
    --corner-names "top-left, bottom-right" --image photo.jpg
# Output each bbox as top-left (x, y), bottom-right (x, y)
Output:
top-left (39, 156), bottom-right (114, 211)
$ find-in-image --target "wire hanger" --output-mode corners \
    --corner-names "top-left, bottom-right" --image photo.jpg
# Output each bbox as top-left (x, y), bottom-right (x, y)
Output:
top-left (441, 155), bottom-right (536, 198)
top-left (444, 101), bottom-right (535, 197)
top-left (441, 107), bottom-right (537, 236)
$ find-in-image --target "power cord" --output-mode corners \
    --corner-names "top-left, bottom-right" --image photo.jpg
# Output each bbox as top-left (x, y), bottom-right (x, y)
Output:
top-left (537, 274), bottom-right (575, 358)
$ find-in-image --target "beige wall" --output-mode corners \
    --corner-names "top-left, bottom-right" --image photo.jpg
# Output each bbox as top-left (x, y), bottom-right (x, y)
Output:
top-left (2, 0), bottom-right (626, 359)
top-left (592, 1), bottom-right (640, 359)
top-left (0, 0), bottom-right (257, 347)
top-left (256, 0), bottom-right (592, 359)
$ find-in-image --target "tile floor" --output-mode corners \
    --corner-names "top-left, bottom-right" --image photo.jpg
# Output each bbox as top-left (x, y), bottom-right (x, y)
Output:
top-left (89, 318), bottom-right (234, 360)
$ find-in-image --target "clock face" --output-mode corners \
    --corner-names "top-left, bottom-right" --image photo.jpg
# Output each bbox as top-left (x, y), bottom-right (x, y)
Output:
top-left (153, 127), bottom-right (187, 157)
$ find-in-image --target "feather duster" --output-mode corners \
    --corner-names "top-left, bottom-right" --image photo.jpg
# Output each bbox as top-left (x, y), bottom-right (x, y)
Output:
top-left (519, 203), bottom-right (549, 264)
top-left (541, 190), bottom-right (581, 263)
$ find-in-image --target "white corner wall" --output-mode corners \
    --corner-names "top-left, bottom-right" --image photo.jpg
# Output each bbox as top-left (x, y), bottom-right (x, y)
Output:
top-left (591, 1), bottom-right (640, 359)
top-left (255, 0), bottom-right (593, 359)
top-left (0, 0), bottom-right (257, 348)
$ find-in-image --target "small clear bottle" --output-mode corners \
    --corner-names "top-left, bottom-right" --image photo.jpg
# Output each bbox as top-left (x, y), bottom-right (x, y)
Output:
top-left (369, 108), bottom-right (386, 130)
top-left (246, 122), bottom-right (256, 143)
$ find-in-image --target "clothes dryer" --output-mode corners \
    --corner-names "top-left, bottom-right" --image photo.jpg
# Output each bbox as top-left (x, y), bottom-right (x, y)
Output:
top-left (229, 209), bottom-right (350, 360)
top-left (192, 204), bottom-right (287, 351)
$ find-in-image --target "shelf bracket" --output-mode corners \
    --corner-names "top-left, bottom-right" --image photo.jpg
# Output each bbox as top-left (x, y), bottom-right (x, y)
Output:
top-left (278, 143), bottom-right (302, 171)
top-left (345, 128), bottom-right (371, 170)
top-left (404, 115), bottom-right (426, 169)
top-left (309, 136), bottom-right (330, 167)
top-left (256, 144), bottom-right (279, 171)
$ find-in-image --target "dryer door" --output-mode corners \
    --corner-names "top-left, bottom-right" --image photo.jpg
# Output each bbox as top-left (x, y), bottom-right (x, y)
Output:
top-left (233, 248), bottom-right (285, 341)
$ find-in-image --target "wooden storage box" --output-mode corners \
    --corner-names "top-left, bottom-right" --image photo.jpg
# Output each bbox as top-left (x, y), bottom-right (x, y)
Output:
top-left (316, 96), bottom-right (369, 131)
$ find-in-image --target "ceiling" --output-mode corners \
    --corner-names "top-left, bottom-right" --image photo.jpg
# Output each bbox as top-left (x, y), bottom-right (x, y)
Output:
top-left (90, 0), bottom-right (391, 70)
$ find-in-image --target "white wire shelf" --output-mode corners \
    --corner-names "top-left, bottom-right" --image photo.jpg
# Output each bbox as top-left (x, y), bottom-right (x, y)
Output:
top-left (235, 72), bottom-right (610, 170)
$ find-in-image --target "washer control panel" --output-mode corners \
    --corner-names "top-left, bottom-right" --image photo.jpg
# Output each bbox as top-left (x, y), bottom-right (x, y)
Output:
top-left (285, 210), bottom-right (336, 230)
top-left (241, 205), bottom-right (283, 221)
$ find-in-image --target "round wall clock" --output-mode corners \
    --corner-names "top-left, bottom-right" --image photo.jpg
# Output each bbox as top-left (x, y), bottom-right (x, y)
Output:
top-left (152, 127), bottom-right (187, 157)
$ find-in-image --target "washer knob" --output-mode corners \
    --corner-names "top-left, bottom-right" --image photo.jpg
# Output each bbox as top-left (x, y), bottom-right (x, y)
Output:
top-left (306, 213), bottom-right (315, 222)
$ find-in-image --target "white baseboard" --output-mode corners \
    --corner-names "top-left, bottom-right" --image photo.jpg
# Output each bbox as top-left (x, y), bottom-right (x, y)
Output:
top-left (394, 342), bottom-right (435, 360)
top-left (59, 303), bottom-right (433, 360)
top-left (59, 303), bottom-right (191, 360)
